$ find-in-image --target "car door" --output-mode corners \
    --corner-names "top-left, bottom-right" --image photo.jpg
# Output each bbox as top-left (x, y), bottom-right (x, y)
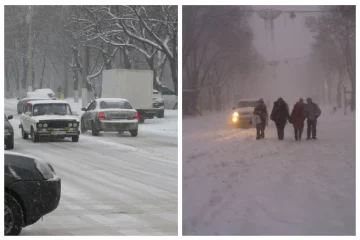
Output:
top-left (84, 101), bottom-right (97, 129)
top-left (22, 104), bottom-right (32, 132)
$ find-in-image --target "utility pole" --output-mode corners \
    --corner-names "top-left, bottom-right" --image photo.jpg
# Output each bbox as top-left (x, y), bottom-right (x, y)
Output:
top-left (82, 46), bottom-right (89, 107)
top-left (26, 6), bottom-right (33, 92)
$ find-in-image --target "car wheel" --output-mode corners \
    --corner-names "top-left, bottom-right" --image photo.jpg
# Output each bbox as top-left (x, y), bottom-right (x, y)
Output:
top-left (21, 127), bottom-right (28, 140)
top-left (72, 135), bottom-right (79, 142)
top-left (5, 137), bottom-right (14, 150)
top-left (5, 193), bottom-right (23, 236)
top-left (80, 119), bottom-right (86, 133)
top-left (139, 115), bottom-right (145, 124)
top-left (130, 129), bottom-right (138, 137)
top-left (31, 128), bottom-right (39, 143)
top-left (157, 110), bottom-right (164, 118)
top-left (91, 121), bottom-right (99, 136)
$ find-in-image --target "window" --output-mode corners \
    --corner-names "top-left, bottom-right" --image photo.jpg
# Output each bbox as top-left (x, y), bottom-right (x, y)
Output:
top-left (237, 101), bottom-right (258, 108)
top-left (25, 104), bottom-right (32, 114)
top-left (99, 100), bottom-right (133, 110)
top-left (87, 101), bottom-right (97, 111)
top-left (33, 104), bottom-right (73, 116)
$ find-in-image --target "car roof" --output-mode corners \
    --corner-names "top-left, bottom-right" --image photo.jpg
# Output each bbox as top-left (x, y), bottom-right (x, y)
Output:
top-left (96, 98), bottom-right (128, 102)
top-left (35, 88), bottom-right (54, 92)
top-left (30, 100), bottom-right (69, 105)
top-left (5, 151), bottom-right (37, 159)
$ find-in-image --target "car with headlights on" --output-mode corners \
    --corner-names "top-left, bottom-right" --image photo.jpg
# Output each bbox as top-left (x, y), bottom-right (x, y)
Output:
top-left (19, 100), bottom-right (80, 142)
top-left (5, 152), bottom-right (61, 235)
top-left (81, 98), bottom-right (139, 137)
top-left (17, 92), bottom-right (53, 114)
top-left (231, 98), bottom-right (259, 128)
top-left (5, 114), bottom-right (14, 149)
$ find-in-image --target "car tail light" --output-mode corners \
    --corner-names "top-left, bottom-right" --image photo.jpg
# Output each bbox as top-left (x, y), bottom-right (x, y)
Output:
top-left (98, 112), bottom-right (105, 119)
top-left (134, 112), bottom-right (139, 119)
top-left (26, 100), bottom-right (31, 103)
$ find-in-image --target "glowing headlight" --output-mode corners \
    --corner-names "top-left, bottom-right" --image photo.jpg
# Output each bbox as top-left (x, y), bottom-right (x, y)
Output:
top-left (232, 117), bottom-right (238, 123)
top-left (73, 123), bottom-right (78, 127)
top-left (43, 123), bottom-right (48, 128)
top-left (38, 124), bottom-right (43, 128)
top-left (68, 123), bottom-right (73, 127)
top-left (232, 112), bottom-right (239, 117)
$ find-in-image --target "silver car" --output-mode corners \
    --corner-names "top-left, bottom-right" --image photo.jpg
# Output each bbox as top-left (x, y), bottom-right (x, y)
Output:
top-left (80, 98), bottom-right (139, 137)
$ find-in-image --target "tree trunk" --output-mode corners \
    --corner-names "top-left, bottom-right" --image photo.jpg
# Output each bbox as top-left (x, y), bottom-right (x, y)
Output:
top-left (64, 55), bottom-right (68, 98)
top-left (73, 68), bottom-right (79, 103)
top-left (350, 80), bottom-right (355, 111)
top-left (21, 59), bottom-right (28, 95)
top-left (336, 80), bottom-right (342, 109)
top-left (39, 55), bottom-right (46, 89)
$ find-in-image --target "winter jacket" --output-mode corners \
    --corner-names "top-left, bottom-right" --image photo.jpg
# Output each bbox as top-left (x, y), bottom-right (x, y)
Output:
top-left (291, 102), bottom-right (305, 129)
top-left (253, 102), bottom-right (268, 123)
top-left (270, 100), bottom-right (290, 124)
top-left (304, 102), bottom-right (321, 121)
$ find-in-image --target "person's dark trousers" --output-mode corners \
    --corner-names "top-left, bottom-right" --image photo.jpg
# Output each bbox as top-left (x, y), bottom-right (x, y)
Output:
top-left (256, 122), bottom-right (265, 139)
top-left (275, 121), bottom-right (286, 140)
top-left (294, 124), bottom-right (304, 140)
top-left (307, 119), bottom-right (317, 139)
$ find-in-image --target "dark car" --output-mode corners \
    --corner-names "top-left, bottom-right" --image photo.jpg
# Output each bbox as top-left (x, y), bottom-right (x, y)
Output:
top-left (17, 92), bottom-right (53, 114)
top-left (5, 114), bottom-right (14, 149)
top-left (5, 152), bottom-right (61, 235)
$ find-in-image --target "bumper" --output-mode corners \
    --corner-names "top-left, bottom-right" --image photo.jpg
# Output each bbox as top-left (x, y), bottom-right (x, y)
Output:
top-left (37, 129), bottom-right (80, 137)
top-left (99, 120), bottom-right (138, 131)
top-left (231, 116), bottom-right (252, 125)
top-left (9, 176), bottom-right (61, 227)
top-left (5, 133), bottom-right (13, 141)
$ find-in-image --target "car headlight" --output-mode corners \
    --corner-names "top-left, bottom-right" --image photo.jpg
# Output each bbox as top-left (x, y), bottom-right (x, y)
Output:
top-left (73, 123), bottom-right (78, 127)
top-left (68, 123), bottom-right (73, 127)
top-left (43, 123), bottom-right (48, 128)
top-left (34, 159), bottom-right (56, 180)
top-left (38, 123), bottom-right (43, 128)
top-left (232, 112), bottom-right (239, 117)
top-left (232, 117), bottom-right (238, 123)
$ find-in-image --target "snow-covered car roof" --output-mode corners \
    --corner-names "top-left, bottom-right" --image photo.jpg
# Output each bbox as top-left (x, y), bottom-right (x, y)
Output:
top-left (30, 100), bottom-right (69, 105)
top-left (96, 98), bottom-right (129, 102)
top-left (24, 92), bottom-right (52, 99)
top-left (35, 88), bottom-right (55, 93)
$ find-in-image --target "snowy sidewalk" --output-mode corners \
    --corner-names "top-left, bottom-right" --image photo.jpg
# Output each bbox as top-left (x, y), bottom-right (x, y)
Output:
top-left (183, 111), bottom-right (355, 235)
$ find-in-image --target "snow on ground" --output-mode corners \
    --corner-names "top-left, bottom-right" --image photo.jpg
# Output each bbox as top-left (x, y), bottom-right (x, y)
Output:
top-left (183, 110), bottom-right (355, 235)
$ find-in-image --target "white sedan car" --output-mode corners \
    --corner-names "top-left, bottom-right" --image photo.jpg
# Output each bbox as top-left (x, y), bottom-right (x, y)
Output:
top-left (19, 100), bottom-right (80, 142)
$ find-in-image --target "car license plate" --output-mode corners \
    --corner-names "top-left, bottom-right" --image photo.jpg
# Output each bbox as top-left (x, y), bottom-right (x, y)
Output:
top-left (51, 131), bottom-right (65, 135)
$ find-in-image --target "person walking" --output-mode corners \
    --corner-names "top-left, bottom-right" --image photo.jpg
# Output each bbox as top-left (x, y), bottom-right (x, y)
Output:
top-left (290, 98), bottom-right (306, 140)
top-left (253, 98), bottom-right (268, 140)
top-left (270, 97), bottom-right (290, 140)
top-left (304, 97), bottom-right (321, 140)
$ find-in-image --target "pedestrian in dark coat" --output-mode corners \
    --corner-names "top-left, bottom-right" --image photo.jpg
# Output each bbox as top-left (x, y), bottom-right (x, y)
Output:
top-left (304, 97), bottom-right (321, 139)
top-left (290, 98), bottom-right (306, 140)
top-left (253, 98), bottom-right (268, 140)
top-left (270, 97), bottom-right (290, 140)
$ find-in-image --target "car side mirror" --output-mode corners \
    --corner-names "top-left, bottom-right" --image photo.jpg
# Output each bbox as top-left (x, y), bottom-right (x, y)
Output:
top-left (81, 107), bottom-right (87, 111)
top-left (7, 115), bottom-right (13, 120)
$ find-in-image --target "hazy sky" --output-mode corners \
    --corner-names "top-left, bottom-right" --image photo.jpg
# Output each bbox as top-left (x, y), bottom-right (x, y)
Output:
top-left (247, 5), bottom-right (322, 104)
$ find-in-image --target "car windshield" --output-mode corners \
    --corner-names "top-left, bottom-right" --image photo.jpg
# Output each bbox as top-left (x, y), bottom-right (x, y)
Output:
top-left (99, 101), bottom-right (133, 110)
top-left (237, 101), bottom-right (258, 108)
top-left (33, 104), bottom-right (73, 116)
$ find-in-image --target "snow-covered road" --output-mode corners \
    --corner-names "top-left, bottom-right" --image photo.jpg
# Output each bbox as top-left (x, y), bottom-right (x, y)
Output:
top-left (5, 99), bottom-right (178, 235)
top-left (183, 110), bottom-right (355, 235)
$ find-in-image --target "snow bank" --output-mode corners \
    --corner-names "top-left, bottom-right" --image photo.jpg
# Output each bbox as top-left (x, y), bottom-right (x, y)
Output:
top-left (183, 111), bottom-right (355, 235)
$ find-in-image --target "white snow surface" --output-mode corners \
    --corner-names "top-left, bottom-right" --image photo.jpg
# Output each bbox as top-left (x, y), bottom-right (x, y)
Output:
top-left (183, 110), bottom-right (355, 235)
top-left (5, 98), bottom-right (178, 235)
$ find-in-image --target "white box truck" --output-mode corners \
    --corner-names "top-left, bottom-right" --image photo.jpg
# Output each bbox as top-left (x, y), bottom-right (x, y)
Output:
top-left (101, 69), bottom-right (160, 123)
